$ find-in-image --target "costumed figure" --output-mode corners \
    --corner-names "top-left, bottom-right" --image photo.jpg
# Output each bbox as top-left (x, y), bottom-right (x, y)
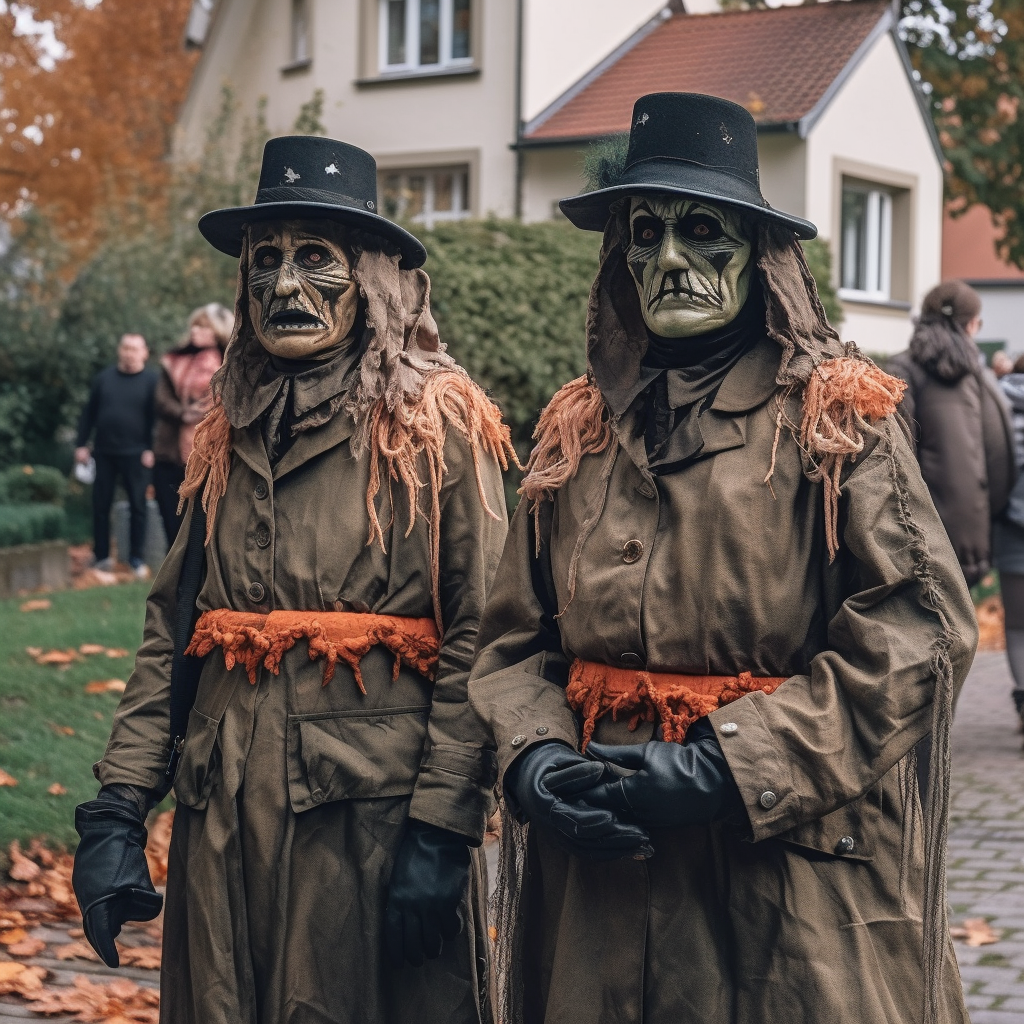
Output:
top-left (72, 137), bottom-right (516, 1024)
top-left (469, 94), bottom-right (977, 1024)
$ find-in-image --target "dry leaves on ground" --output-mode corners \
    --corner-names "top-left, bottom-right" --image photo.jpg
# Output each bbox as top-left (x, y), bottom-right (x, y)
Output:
top-left (7, 935), bottom-right (46, 957)
top-left (104, 648), bottom-right (129, 659)
top-left (977, 596), bottom-right (1006, 652)
top-left (84, 679), bottom-right (126, 694)
top-left (78, 644), bottom-right (106, 656)
top-left (0, 961), bottom-right (47, 997)
top-left (145, 811), bottom-right (173, 887)
top-left (25, 974), bottom-right (160, 1022)
top-left (19, 599), bottom-right (51, 612)
top-left (950, 917), bottom-right (1001, 946)
top-left (47, 783), bottom-right (67, 796)
top-left (29, 648), bottom-right (82, 666)
top-left (0, 769), bottom-right (18, 787)
top-left (47, 723), bottom-right (75, 737)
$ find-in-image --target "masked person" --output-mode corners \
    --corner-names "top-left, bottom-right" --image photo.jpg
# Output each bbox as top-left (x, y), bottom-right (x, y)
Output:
top-left (469, 94), bottom-right (977, 1024)
top-left (72, 137), bottom-right (515, 1024)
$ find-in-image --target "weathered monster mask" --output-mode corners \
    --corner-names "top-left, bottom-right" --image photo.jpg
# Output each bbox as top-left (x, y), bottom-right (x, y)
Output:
top-left (626, 195), bottom-right (753, 338)
top-left (248, 220), bottom-right (359, 359)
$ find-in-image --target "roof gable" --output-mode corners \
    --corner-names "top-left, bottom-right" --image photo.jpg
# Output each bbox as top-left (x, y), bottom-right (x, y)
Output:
top-left (524, 0), bottom-right (894, 143)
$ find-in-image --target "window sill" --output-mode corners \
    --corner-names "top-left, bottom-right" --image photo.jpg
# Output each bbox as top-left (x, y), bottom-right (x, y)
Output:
top-left (838, 291), bottom-right (912, 312)
top-left (355, 65), bottom-right (479, 88)
top-left (281, 58), bottom-right (312, 75)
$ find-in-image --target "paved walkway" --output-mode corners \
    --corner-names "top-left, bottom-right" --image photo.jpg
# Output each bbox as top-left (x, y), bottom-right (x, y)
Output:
top-left (950, 650), bottom-right (1024, 1022)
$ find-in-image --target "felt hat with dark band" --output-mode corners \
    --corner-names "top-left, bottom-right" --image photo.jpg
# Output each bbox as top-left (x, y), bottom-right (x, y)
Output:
top-left (559, 92), bottom-right (817, 240)
top-left (199, 136), bottom-right (427, 269)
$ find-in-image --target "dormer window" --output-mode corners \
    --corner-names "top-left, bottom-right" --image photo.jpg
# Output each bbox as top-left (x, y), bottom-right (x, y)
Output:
top-left (380, 0), bottom-right (472, 73)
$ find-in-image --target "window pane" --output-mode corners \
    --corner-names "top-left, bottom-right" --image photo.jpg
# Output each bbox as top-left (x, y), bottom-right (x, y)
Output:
top-left (292, 0), bottom-right (309, 62)
top-left (457, 170), bottom-right (469, 211)
top-left (841, 188), bottom-right (868, 292)
top-left (420, 0), bottom-right (440, 65)
top-left (381, 174), bottom-right (403, 219)
top-left (434, 172), bottom-right (454, 212)
top-left (387, 0), bottom-right (406, 65)
top-left (406, 175), bottom-right (426, 218)
top-left (452, 0), bottom-right (471, 59)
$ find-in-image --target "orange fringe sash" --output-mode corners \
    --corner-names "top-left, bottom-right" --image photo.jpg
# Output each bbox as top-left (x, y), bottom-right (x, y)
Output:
top-left (185, 609), bottom-right (440, 692)
top-left (566, 658), bottom-right (786, 750)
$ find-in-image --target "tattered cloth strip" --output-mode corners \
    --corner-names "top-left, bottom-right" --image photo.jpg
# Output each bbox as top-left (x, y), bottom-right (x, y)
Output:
top-left (185, 609), bottom-right (439, 692)
top-left (567, 659), bottom-right (786, 749)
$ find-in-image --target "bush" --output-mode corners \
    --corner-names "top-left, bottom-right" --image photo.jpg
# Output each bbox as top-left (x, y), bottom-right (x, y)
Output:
top-left (0, 504), bottom-right (68, 547)
top-left (0, 464), bottom-right (68, 506)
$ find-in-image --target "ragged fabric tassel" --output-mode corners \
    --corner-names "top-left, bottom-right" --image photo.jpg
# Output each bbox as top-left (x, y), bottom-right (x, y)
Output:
top-left (791, 357), bottom-right (906, 560)
top-left (177, 403), bottom-right (233, 545)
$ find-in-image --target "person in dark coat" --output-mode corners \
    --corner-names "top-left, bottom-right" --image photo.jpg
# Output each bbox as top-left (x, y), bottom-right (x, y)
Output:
top-left (152, 303), bottom-right (233, 545)
top-left (889, 280), bottom-right (1015, 587)
top-left (75, 333), bottom-right (158, 577)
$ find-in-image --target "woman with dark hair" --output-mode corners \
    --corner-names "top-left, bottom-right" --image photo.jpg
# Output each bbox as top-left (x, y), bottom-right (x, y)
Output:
top-left (152, 302), bottom-right (234, 543)
top-left (889, 280), bottom-right (1015, 587)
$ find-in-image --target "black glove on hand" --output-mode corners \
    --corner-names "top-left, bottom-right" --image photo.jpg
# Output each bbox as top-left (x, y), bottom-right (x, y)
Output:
top-left (72, 784), bottom-right (163, 968)
top-left (505, 742), bottom-right (653, 862)
top-left (584, 718), bottom-right (744, 829)
top-left (384, 819), bottom-right (471, 968)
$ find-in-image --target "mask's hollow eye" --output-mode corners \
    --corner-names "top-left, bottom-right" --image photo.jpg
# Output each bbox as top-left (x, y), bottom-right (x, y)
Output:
top-left (297, 245), bottom-right (334, 269)
top-left (254, 247), bottom-right (282, 270)
top-left (681, 214), bottom-right (724, 242)
top-left (632, 216), bottom-right (665, 249)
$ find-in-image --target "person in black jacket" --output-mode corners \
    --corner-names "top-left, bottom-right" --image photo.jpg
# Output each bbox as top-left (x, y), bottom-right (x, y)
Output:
top-left (75, 333), bottom-right (158, 577)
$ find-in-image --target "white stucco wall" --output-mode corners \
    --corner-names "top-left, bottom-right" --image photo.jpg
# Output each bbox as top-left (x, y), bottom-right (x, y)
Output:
top-left (975, 287), bottom-right (1024, 358)
top-left (176, 0), bottom-right (519, 217)
top-left (805, 32), bottom-right (943, 354)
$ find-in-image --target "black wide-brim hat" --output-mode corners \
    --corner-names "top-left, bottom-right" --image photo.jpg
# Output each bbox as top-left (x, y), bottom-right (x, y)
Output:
top-left (560, 93), bottom-right (817, 240)
top-left (199, 136), bottom-right (427, 269)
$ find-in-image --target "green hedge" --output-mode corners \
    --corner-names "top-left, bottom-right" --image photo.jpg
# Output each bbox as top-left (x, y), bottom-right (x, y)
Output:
top-left (0, 504), bottom-right (68, 548)
top-left (0, 464), bottom-right (68, 505)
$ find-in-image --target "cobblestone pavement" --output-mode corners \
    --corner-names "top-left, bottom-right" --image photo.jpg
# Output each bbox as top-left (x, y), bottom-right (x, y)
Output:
top-left (950, 650), bottom-right (1024, 1023)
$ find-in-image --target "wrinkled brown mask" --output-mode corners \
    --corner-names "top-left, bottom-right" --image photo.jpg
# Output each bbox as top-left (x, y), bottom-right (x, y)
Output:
top-left (626, 194), bottom-right (752, 337)
top-left (247, 220), bottom-right (359, 359)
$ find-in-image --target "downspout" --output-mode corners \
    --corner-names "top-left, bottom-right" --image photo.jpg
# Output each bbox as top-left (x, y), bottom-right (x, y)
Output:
top-left (513, 0), bottom-right (524, 219)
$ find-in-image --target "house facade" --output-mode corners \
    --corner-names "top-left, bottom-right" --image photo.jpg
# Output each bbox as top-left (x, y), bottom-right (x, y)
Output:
top-left (177, 0), bottom-right (943, 353)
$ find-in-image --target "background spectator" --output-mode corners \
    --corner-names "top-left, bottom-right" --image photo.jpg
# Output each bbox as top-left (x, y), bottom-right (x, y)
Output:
top-left (993, 350), bottom-right (1015, 379)
top-left (74, 333), bottom-right (157, 577)
top-left (152, 303), bottom-right (233, 544)
top-left (890, 280), bottom-right (1016, 587)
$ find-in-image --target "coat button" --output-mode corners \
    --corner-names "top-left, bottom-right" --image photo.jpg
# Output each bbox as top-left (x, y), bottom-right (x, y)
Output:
top-left (248, 581), bottom-right (265, 603)
top-left (255, 523), bottom-right (271, 548)
top-left (254, 480), bottom-right (269, 499)
top-left (536, 726), bottom-right (549, 735)
top-left (720, 722), bottom-right (739, 736)
top-left (511, 734), bottom-right (526, 748)
top-left (622, 540), bottom-right (644, 564)
top-left (636, 480), bottom-right (656, 499)
top-left (620, 652), bottom-right (644, 669)
top-left (836, 835), bottom-right (856, 854)
top-left (759, 790), bottom-right (777, 809)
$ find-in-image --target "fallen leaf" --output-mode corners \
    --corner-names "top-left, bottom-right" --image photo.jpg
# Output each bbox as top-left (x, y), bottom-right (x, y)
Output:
top-left (55, 939), bottom-right (100, 962)
top-left (0, 962), bottom-right (46, 996)
top-left (19, 598), bottom-right (51, 612)
top-left (78, 643), bottom-right (106, 655)
top-left (0, 768), bottom-right (17, 787)
top-left (33, 649), bottom-right (81, 665)
top-left (47, 783), bottom-right (67, 796)
top-left (118, 944), bottom-right (162, 969)
top-left (105, 647), bottom-right (129, 658)
top-left (24, 646), bottom-right (42, 658)
top-left (145, 810), bottom-right (174, 886)
top-left (26, 973), bottom-right (159, 1021)
top-left (7, 935), bottom-right (46, 957)
top-left (27, 839), bottom-right (55, 868)
top-left (84, 679), bottom-right (126, 694)
top-left (976, 596), bottom-right (1005, 652)
top-left (950, 917), bottom-right (1001, 946)
top-left (68, 927), bottom-right (84, 938)
top-left (47, 722), bottom-right (75, 736)
top-left (0, 927), bottom-right (28, 944)
top-left (8, 841), bottom-right (41, 882)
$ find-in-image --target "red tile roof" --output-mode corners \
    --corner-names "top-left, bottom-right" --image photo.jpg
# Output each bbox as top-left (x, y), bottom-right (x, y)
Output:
top-left (943, 204), bottom-right (1024, 282)
top-left (525, 0), bottom-right (891, 142)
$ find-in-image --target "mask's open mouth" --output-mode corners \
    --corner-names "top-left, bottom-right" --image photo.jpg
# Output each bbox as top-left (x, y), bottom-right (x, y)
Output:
top-left (268, 309), bottom-right (326, 331)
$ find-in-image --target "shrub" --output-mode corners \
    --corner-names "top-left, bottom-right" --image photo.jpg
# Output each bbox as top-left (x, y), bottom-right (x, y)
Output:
top-left (0, 465), bottom-right (68, 506)
top-left (0, 504), bottom-right (68, 548)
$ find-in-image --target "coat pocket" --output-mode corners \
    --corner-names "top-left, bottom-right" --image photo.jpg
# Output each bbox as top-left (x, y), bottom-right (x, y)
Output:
top-left (287, 705), bottom-right (430, 813)
top-left (172, 707), bottom-right (222, 810)
top-left (777, 789), bottom-right (879, 863)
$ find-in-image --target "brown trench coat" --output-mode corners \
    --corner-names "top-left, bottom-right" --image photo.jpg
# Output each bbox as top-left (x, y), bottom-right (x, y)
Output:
top-left (469, 334), bottom-right (978, 1024)
top-left (97, 390), bottom-right (506, 1024)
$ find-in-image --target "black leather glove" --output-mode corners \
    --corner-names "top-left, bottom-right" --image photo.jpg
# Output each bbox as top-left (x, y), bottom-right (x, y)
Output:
top-left (504, 742), bottom-right (653, 861)
top-left (72, 785), bottom-right (163, 968)
top-left (584, 718), bottom-right (744, 829)
top-left (384, 819), bottom-right (471, 968)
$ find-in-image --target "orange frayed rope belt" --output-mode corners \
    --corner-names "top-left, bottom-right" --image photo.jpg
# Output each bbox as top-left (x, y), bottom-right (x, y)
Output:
top-left (566, 659), bottom-right (786, 750)
top-left (185, 610), bottom-right (440, 692)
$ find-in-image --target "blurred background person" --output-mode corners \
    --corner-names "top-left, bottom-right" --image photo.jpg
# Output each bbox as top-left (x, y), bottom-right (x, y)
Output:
top-left (993, 349), bottom-right (1015, 379)
top-left (152, 302), bottom-right (233, 544)
top-left (890, 280), bottom-right (1015, 588)
top-left (995, 354), bottom-right (1024, 732)
top-left (74, 333), bottom-right (157, 577)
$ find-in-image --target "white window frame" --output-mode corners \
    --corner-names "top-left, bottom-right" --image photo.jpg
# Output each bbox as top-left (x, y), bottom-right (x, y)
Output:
top-left (380, 165), bottom-right (471, 229)
top-left (378, 0), bottom-right (473, 74)
top-left (839, 183), bottom-right (893, 302)
top-left (291, 0), bottom-right (311, 64)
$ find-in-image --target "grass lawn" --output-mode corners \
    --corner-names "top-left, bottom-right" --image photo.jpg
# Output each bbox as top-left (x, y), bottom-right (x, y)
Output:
top-left (0, 581), bottom-right (150, 856)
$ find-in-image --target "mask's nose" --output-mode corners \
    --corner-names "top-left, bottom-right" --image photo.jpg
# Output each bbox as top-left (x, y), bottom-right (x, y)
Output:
top-left (273, 259), bottom-right (302, 299)
top-left (657, 226), bottom-right (691, 273)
